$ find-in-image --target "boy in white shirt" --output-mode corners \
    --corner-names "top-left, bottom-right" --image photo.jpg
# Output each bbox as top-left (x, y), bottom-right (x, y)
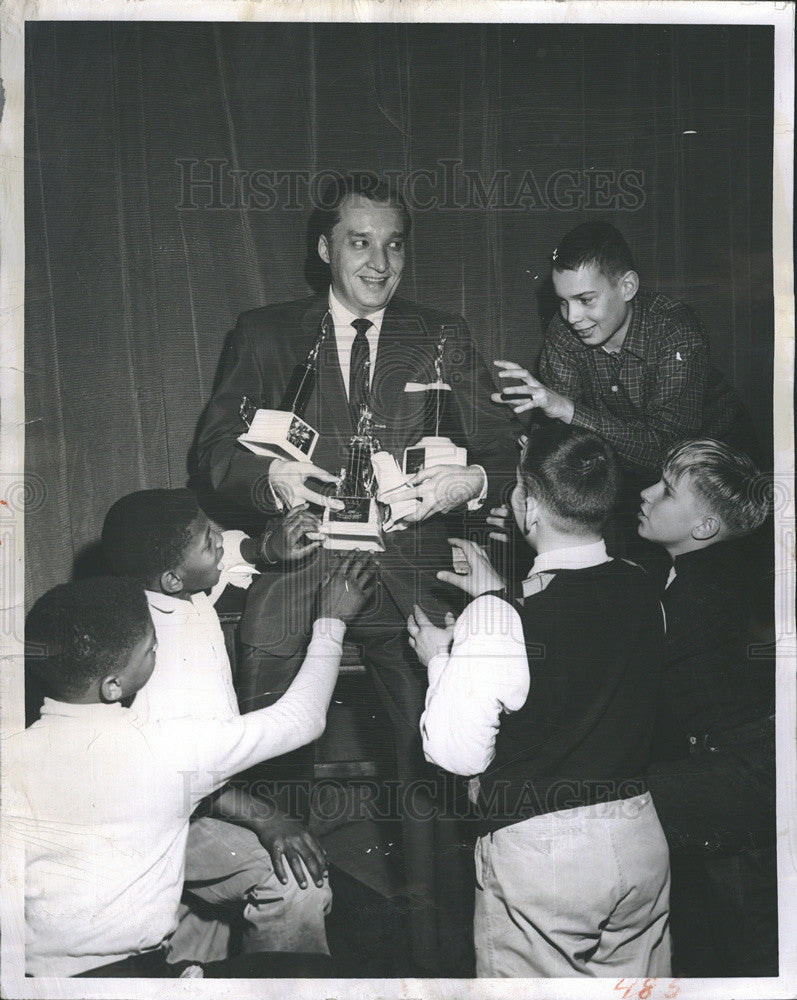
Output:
top-left (7, 558), bottom-right (372, 977)
top-left (100, 488), bottom-right (332, 961)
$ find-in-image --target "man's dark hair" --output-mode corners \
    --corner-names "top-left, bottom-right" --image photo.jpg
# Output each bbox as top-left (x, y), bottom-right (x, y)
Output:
top-left (26, 577), bottom-right (152, 700)
top-left (102, 488), bottom-right (201, 585)
top-left (552, 221), bottom-right (635, 280)
top-left (317, 171), bottom-right (412, 242)
top-left (518, 421), bottom-right (619, 531)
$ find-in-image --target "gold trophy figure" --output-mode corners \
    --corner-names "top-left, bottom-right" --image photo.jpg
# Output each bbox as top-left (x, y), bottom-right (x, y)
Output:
top-left (403, 324), bottom-right (467, 475)
top-left (320, 404), bottom-right (385, 551)
top-left (237, 312), bottom-right (331, 461)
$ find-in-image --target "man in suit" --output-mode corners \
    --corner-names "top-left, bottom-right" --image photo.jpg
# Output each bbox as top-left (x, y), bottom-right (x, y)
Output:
top-left (197, 173), bottom-right (517, 971)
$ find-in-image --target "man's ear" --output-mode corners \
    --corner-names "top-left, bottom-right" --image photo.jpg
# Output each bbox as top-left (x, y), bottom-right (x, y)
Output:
top-left (100, 674), bottom-right (124, 703)
top-left (619, 270), bottom-right (639, 302)
top-left (160, 569), bottom-right (184, 596)
top-left (318, 234), bottom-right (330, 265)
top-left (692, 514), bottom-right (721, 542)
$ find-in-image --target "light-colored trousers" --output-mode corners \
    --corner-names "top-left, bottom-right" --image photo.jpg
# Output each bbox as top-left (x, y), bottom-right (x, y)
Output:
top-left (167, 816), bottom-right (332, 964)
top-left (474, 792), bottom-right (671, 978)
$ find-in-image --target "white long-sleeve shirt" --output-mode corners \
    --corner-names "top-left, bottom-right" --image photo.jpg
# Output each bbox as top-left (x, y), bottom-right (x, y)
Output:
top-left (135, 530), bottom-right (253, 723)
top-left (420, 595), bottom-right (529, 776)
top-left (4, 618), bottom-right (344, 977)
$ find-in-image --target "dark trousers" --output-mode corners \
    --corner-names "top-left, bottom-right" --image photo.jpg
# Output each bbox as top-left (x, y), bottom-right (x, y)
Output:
top-left (236, 552), bottom-right (471, 973)
top-left (73, 947), bottom-right (333, 978)
top-left (646, 717), bottom-right (777, 976)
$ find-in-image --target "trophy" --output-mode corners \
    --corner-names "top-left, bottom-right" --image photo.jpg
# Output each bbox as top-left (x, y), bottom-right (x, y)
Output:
top-left (237, 312), bottom-right (331, 462)
top-left (403, 324), bottom-right (467, 475)
top-left (320, 405), bottom-right (385, 551)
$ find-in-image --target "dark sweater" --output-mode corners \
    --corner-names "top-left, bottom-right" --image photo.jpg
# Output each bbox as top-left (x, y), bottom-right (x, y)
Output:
top-left (477, 559), bottom-right (664, 834)
top-left (652, 539), bottom-right (775, 758)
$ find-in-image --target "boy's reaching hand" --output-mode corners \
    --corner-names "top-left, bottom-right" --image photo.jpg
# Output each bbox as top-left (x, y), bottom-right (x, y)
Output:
top-left (407, 605), bottom-right (456, 668)
top-left (258, 504), bottom-right (322, 562)
top-left (317, 551), bottom-right (377, 623)
top-left (437, 538), bottom-right (506, 597)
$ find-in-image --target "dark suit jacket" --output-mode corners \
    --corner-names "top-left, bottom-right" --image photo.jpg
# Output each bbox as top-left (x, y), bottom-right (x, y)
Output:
top-left (197, 293), bottom-right (518, 619)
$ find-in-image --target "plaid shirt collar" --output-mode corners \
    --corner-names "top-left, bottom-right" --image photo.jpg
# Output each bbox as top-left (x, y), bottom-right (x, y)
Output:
top-left (614, 292), bottom-right (647, 360)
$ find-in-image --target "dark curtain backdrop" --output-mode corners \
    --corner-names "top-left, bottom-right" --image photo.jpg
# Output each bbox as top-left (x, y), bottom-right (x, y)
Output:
top-left (24, 21), bottom-right (774, 605)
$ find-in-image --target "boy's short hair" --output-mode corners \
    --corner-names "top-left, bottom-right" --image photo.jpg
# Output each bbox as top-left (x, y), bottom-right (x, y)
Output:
top-left (519, 422), bottom-right (619, 531)
top-left (317, 171), bottom-right (412, 241)
top-left (102, 488), bottom-right (201, 584)
top-left (552, 221), bottom-right (635, 280)
top-left (664, 439), bottom-right (771, 536)
top-left (26, 577), bottom-right (151, 700)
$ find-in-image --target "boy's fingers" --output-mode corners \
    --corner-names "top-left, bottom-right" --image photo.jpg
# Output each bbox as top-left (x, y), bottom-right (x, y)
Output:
top-left (269, 848), bottom-right (289, 885)
top-left (436, 569), bottom-right (466, 589)
top-left (444, 611), bottom-right (456, 627)
top-left (285, 852), bottom-right (308, 890)
top-left (489, 531), bottom-right (509, 543)
top-left (413, 604), bottom-right (433, 626)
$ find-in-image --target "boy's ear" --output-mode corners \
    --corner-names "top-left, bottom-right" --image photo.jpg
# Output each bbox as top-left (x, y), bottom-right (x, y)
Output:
top-left (691, 514), bottom-right (721, 542)
top-left (524, 495), bottom-right (540, 535)
top-left (99, 674), bottom-right (124, 703)
top-left (318, 234), bottom-right (330, 265)
top-left (619, 270), bottom-right (639, 302)
top-left (160, 569), bottom-right (184, 595)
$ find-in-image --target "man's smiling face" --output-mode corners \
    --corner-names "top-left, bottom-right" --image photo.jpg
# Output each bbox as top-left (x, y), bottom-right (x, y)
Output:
top-left (318, 194), bottom-right (405, 315)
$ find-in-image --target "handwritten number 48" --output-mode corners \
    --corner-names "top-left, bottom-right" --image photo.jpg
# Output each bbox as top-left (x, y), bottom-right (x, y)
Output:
top-left (614, 978), bottom-right (681, 999)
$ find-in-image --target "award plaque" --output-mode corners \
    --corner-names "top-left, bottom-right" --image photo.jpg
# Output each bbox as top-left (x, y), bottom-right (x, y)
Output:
top-left (320, 406), bottom-right (385, 552)
top-left (237, 312), bottom-right (330, 462)
top-left (403, 324), bottom-right (467, 475)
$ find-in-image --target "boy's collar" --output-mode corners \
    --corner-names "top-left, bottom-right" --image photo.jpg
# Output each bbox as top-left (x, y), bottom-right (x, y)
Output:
top-left (39, 697), bottom-right (126, 719)
top-left (145, 588), bottom-right (200, 615)
top-left (527, 538), bottom-right (610, 577)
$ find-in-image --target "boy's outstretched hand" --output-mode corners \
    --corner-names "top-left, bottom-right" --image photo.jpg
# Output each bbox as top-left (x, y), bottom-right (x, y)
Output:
top-left (437, 538), bottom-right (506, 597)
top-left (259, 504), bottom-right (323, 562)
top-left (407, 605), bottom-right (456, 668)
top-left (318, 550), bottom-right (377, 623)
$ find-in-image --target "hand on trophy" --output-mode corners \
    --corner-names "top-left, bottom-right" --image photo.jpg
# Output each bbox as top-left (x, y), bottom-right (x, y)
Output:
top-left (269, 458), bottom-right (346, 511)
top-left (407, 605), bottom-right (456, 668)
top-left (258, 504), bottom-right (323, 562)
top-left (401, 464), bottom-right (486, 523)
top-left (436, 538), bottom-right (506, 597)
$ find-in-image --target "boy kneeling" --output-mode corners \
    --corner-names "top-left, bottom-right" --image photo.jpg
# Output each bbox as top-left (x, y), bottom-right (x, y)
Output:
top-left (409, 422), bottom-right (670, 977)
top-left (8, 555), bottom-right (371, 978)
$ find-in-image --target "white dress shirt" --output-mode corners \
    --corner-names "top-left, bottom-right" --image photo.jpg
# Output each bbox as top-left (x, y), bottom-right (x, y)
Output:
top-left (422, 540), bottom-right (614, 780)
top-left (328, 288), bottom-right (385, 397)
top-left (420, 595), bottom-right (529, 776)
top-left (4, 619), bottom-right (345, 977)
top-left (135, 531), bottom-right (253, 723)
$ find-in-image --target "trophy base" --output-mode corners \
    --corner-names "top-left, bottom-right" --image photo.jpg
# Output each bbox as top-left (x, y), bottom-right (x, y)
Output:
top-left (403, 436), bottom-right (467, 476)
top-left (320, 498), bottom-right (385, 551)
top-left (238, 409), bottom-right (318, 462)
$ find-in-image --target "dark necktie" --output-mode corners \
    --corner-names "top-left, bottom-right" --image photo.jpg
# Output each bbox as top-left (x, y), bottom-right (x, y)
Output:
top-left (349, 318), bottom-right (372, 426)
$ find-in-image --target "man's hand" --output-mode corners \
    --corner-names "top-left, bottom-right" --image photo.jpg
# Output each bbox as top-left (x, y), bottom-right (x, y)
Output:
top-left (486, 504), bottom-right (512, 544)
top-left (491, 360), bottom-right (575, 424)
top-left (259, 504), bottom-right (323, 562)
top-left (401, 464), bottom-right (485, 524)
top-left (436, 537), bottom-right (506, 597)
top-left (253, 813), bottom-right (328, 889)
top-left (317, 550), bottom-right (377, 623)
top-left (407, 605), bottom-right (456, 668)
top-left (269, 458), bottom-right (345, 511)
